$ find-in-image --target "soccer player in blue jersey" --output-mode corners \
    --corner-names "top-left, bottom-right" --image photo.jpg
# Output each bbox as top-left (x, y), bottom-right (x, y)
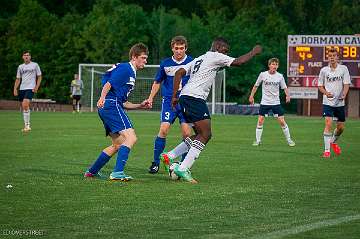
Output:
top-left (147, 36), bottom-right (193, 174)
top-left (84, 43), bottom-right (151, 181)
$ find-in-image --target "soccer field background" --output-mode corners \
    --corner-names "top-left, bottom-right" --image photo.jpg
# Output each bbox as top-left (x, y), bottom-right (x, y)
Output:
top-left (0, 111), bottom-right (359, 239)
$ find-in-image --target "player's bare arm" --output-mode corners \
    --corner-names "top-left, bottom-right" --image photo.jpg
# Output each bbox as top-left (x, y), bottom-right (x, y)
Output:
top-left (249, 86), bottom-right (258, 105)
top-left (340, 84), bottom-right (350, 99)
top-left (284, 88), bottom-right (291, 103)
top-left (13, 78), bottom-right (20, 96)
top-left (123, 100), bottom-right (151, 110)
top-left (33, 75), bottom-right (42, 93)
top-left (147, 82), bottom-right (161, 107)
top-left (171, 68), bottom-right (186, 108)
top-left (97, 81), bottom-right (111, 108)
top-left (231, 45), bottom-right (262, 66)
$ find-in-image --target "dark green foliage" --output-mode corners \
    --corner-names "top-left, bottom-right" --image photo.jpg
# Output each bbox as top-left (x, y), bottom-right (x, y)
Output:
top-left (0, 0), bottom-right (359, 104)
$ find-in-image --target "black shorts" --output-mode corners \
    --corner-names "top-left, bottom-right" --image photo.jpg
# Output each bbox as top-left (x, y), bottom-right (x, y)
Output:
top-left (179, 95), bottom-right (211, 123)
top-left (259, 104), bottom-right (284, 117)
top-left (72, 95), bottom-right (81, 101)
top-left (322, 105), bottom-right (346, 122)
top-left (18, 89), bottom-right (34, 102)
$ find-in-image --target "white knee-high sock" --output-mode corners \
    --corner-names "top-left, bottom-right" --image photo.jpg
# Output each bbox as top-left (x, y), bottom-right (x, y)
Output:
top-left (323, 132), bottom-right (332, 152)
top-left (281, 124), bottom-right (291, 141)
top-left (179, 140), bottom-right (205, 170)
top-left (23, 109), bottom-right (30, 127)
top-left (168, 137), bottom-right (192, 159)
top-left (256, 125), bottom-right (263, 143)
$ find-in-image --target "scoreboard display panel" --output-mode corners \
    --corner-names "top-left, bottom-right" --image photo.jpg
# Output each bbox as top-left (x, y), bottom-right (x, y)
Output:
top-left (287, 35), bottom-right (360, 78)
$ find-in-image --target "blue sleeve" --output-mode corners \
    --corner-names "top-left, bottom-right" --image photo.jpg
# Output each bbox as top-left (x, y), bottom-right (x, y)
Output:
top-left (155, 62), bottom-right (166, 83)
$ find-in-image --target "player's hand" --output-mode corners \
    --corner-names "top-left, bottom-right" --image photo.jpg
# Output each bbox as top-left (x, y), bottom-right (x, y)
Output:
top-left (249, 96), bottom-right (254, 105)
top-left (146, 98), bottom-right (153, 108)
top-left (13, 89), bottom-right (18, 96)
top-left (33, 87), bottom-right (39, 93)
top-left (97, 97), bottom-right (105, 108)
top-left (171, 97), bottom-right (178, 109)
top-left (325, 91), bottom-right (333, 99)
top-left (252, 45), bottom-right (262, 55)
top-left (286, 95), bottom-right (291, 103)
top-left (140, 99), bottom-right (152, 109)
top-left (70, 94), bottom-right (73, 98)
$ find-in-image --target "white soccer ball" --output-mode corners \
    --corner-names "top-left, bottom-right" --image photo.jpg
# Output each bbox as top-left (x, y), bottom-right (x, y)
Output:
top-left (169, 162), bottom-right (180, 180)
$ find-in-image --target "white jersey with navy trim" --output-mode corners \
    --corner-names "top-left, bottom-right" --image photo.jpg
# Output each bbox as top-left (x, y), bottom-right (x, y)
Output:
top-left (16, 62), bottom-right (42, 90)
top-left (318, 64), bottom-right (351, 107)
top-left (180, 51), bottom-right (235, 100)
top-left (255, 71), bottom-right (287, 105)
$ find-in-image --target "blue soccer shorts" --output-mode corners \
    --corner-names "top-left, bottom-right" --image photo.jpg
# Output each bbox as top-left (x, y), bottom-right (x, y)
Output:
top-left (98, 99), bottom-right (133, 136)
top-left (322, 105), bottom-right (346, 122)
top-left (259, 104), bottom-right (284, 117)
top-left (160, 97), bottom-right (186, 124)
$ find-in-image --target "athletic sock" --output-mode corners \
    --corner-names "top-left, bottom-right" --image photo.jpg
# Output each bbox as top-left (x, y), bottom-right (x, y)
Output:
top-left (23, 109), bottom-right (30, 128)
top-left (281, 124), bottom-right (291, 141)
top-left (179, 140), bottom-right (205, 170)
top-left (153, 136), bottom-right (166, 165)
top-left (73, 104), bottom-right (76, 111)
top-left (323, 132), bottom-right (332, 152)
top-left (168, 137), bottom-right (192, 159)
top-left (88, 151), bottom-right (111, 174)
top-left (114, 145), bottom-right (131, 172)
top-left (331, 128), bottom-right (340, 144)
top-left (255, 125), bottom-right (263, 143)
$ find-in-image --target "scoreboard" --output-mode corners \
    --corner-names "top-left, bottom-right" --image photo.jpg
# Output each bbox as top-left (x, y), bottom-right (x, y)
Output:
top-left (287, 35), bottom-right (360, 92)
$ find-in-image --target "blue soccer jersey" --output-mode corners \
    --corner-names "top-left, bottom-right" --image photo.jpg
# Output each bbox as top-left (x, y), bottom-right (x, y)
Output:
top-left (101, 62), bottom-right (136, 103)
top-left (155, 55), bottom-right (192, 98)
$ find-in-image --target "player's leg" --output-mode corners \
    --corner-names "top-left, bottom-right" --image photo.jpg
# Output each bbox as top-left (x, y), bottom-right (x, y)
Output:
top-left (78, 96), bottom-right (82, 112)
top-left (253, 115), bottom-right (265, 146)
top-left (330, 106), bottom-right (345, 155)
top-left (21, 90), bottom-right (33, 132)
top-left (322, 105), bottom-right (334, 158)
top-left (72, 97), bottom-right (77, 113)
top-left (85, 133), bottom-right (125, 177)
top-left (276, 116), bottom-right (295, 146)
top-left (110, 128), bottom-right (137, 181)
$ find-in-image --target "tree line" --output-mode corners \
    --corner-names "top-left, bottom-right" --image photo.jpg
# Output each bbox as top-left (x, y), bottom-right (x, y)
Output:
top-left (1, 0), bottom-right (359, 105)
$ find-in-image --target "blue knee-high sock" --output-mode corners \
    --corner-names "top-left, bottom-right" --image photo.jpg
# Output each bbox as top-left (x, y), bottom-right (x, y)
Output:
top-left (153, 136), bottom-right (166, 165)
top-left (113, 145), bottom-right (131, 172)
top-left (89, 151), bottom-right (111, 174)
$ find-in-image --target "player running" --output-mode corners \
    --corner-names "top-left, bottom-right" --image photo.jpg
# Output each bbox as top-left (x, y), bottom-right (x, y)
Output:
top-left (84, 43), bottom-right (151, 181)
top-left (147, 36), bottom-right (193, 174)
top-left (248, 57), bottom-right (295, 147)
top-left (160, 37), bottom-right (262, 183)
top-left (318, 48), bottom-right (350, 158)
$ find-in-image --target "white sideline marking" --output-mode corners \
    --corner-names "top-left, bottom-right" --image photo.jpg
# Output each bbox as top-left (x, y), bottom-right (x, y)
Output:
top-left (249, 214), bottom-right (360, 239)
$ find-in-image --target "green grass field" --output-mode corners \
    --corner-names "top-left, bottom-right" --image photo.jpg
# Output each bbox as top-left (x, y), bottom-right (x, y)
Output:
top-left (0, 111), bottom-right (359, 239)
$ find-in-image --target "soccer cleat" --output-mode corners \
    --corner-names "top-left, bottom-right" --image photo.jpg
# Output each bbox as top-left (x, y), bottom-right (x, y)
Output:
top-left (330, 143), bottom-right (341, 155)
top-left (252, 141), bottom-right (261, 146)
top-left (84, 170), bottom-right (103, 179)
top-left (109, 171), bottom-right (133, 181)
top-left (160, 152), bottom-right (174, 172)
top-left (322, 151), bottom-right (331, 158)
top-left (287, 139), bottom-right (296, 147)
top-left (174, 164), bottom-right (197, 184)
top-left (148, 162), bottom-right (159, 174)
top-left (21, 126), bottom-right (31, 132)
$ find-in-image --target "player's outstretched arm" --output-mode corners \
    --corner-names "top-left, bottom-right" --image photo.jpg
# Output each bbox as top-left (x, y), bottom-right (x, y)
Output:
top-left (171, 68), bottom-right (186, 108)
top-left (147, 82), bottom-right (160, 107)
top-left (123, 100), bottom-right (151, 110)
top-left (231, 45), bottom-right (262, 66)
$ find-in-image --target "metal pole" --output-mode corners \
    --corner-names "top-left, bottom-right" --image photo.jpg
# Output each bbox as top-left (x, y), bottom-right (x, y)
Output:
top-left (223, 70), bottom-right (226, 115)
top-left (212, 78), bottom-right (215, 114)
top-left (91, 67), bottom-right (94, 112)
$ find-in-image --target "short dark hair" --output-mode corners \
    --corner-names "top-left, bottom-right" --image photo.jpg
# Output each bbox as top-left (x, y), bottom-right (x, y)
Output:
top-left (129, 43), bottom-right (149, 60)
top-left (22, 50), bottom-right (31, 55)
top-left (171, 35), bottom-right (188, 48)
top-left (328, 47), bottom-right (338, 55)
top-left (210, 37), bottom-right (229, 52)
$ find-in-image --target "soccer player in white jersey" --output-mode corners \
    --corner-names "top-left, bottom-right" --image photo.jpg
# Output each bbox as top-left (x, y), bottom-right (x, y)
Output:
top-left (13, 50), bottom-right (42, 132)
top-left (160, 37), bottom-right (261, 183)
top-left (71, 74), bottom-right (84, 113)
top-left (318, 48), bottom-right (350, 158)
top-left (248, 58), bottom-right (295, 147)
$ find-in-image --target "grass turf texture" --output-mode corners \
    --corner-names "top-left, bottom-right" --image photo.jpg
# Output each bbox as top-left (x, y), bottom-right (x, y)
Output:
top-left (0, 111), bottom-right (359, 239)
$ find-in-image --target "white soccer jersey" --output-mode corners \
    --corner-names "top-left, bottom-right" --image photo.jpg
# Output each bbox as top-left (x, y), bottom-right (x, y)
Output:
top-left (71, 79), bottom-right (84, 95)
top-left (180, 51), bottom-right (235, 100)
top-left (255, 71), bottom-right (287, 105)
top-left (318, 64), bottom-right (351, 107)
top-left (16, 62), bottom-right (42, 90)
